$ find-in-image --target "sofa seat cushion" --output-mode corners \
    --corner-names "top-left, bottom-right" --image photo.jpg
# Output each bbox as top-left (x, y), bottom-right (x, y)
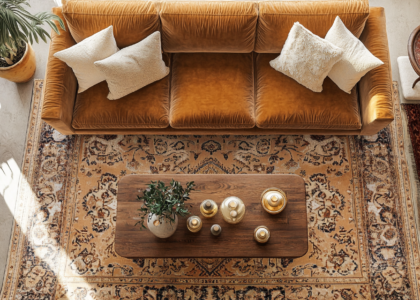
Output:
top-left (256, 54), bottom-right (362, 130)
top-left (72, 75), bottom-right (170, 130)
top-left (170, 53), bottom-right (255, 129)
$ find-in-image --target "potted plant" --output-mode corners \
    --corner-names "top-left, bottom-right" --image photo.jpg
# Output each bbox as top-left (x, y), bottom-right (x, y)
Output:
top-left (0, 0), bottom-right (65, 83)
top-left (136, 180), bottom-right (195, 238)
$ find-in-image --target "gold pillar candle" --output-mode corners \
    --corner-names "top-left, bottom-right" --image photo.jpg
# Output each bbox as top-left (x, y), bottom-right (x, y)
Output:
top-left (254, 225), bottom-right (270, 243)
top-left (210, 224), bottom-right (222, 236)
top-left (261, 187), bottom-right (287, 214)
top-left (200, 199), bottom-right (218, 218)
top-left (187, 216), bottom-right (202, 232)
top-left (221, 196), bottom-right (246, 224)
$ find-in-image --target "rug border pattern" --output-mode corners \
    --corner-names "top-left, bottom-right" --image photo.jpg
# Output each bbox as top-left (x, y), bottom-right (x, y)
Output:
top-left (1, 80), bottom-right (44, 299)
top-left (391, 82), bottom-right (420, 298)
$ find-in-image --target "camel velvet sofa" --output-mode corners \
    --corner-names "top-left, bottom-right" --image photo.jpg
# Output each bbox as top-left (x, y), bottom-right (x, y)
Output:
top-left (41, 0), bottom-right (394, 136)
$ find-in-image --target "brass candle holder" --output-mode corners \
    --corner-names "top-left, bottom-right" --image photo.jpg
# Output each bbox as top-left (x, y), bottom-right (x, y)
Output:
top-left (254, 225), bottom-right (270, 243)
top-left (187, 216), bottom-right (202, 232)
top-left (200, 199), bottom-right (218, 218)
top-left (221, 196), bottom-right (246, 224)
top-left (261, 187), bottom-right (287, 214)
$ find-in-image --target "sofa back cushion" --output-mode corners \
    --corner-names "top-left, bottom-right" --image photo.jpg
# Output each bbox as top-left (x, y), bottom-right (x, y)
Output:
top-left (255, 0), bottom-right (370, 53)
top-left (160, 1), bottom-right (258, 53)
top-left (62, 0), bottom-right (159, 48)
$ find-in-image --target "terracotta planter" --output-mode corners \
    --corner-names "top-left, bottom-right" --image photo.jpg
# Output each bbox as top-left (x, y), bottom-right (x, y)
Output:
top-left (0, 43), bottom-right (36, 83)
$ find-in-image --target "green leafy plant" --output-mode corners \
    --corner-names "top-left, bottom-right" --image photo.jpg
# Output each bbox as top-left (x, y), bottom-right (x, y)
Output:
top-left (136, 180), bottom-right (195, 229)
top-left (0, 0), bottom-right (65, 65)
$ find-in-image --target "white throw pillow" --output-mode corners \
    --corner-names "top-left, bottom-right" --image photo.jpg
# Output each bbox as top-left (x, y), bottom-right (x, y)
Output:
top-left (325, 16), bottom-right (384, 94)
top-left (270, 22), bottom-right (343, 93)
top-left (94, 31), bottom-right (170, 100)
top-left (54, 26), bottom-right (119, 93)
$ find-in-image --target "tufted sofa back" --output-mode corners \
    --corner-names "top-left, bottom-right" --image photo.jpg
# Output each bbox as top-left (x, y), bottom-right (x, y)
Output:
top-left (160, 1), bottom-right (258, 53)
top-left (62, 0), bottom-right (160, 48)
top-left (256, 0), bottom-right (369, 53)
top-left (61, 0), bottom-right (369, 53)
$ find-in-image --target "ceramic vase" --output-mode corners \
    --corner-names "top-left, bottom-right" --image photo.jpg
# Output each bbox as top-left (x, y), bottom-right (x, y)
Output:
top-left (147, 213), bottom-right (178, 238)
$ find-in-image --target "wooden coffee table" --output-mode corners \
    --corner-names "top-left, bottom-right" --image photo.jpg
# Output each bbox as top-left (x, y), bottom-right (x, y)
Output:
top-left (116, 174), bottom-right (308, 258)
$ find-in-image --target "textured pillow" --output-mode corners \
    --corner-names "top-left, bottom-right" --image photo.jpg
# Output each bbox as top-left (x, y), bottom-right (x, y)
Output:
top-left (270, 22), bottom-right (343, 92)
top-left (325, 16), bottom-right (384, 94)
top-left (94, 31), bottom-right (169, 100)
top-left (54, 26), bottom-right (118, 93)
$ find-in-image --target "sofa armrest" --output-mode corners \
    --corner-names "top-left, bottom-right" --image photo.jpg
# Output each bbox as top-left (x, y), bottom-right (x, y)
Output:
top-left (358, 7), bottom-right (394, 136)
top-left (41, 7), bottom-right (77, 135)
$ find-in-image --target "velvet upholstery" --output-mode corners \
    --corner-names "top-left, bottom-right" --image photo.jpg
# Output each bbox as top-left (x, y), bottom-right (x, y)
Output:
top-left (160, 1), bottom-right (258, 53)
top-left (41, 1), bottom-right (394, 135)
top-left (41, 7), bottom-right (77, 135)
top-left (170, 53), bottom-right (255, 129)
top-left (61, 0), bottom-right (159, 48)
top-left (72, 55), bottom-right (170, 130)
top-left (73, 128), bottom-right (364, 135)
top-left (256, 0), bottom-right (369, 53)
top-left (256, 53), bottom-right (362, 130)
top-left (358, 7), bottom-right (394, 135)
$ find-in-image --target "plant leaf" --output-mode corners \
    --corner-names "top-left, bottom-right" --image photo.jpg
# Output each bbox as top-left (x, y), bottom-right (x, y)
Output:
top-left (0, 0), bottom-right (65, 59)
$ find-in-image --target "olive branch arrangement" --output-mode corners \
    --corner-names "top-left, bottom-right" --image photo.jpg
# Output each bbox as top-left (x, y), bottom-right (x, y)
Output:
top-left (136, 180), bottom-right (195, 229)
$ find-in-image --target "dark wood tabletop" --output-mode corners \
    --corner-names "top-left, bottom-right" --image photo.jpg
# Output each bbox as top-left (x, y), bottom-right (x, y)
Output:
top-left (116, 174), bottom-right (308, 258)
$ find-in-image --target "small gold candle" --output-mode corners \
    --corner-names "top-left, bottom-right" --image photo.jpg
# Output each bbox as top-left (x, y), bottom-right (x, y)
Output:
top-left (200, 199), bottom-right (218, 218)
top-left (254, 225), bottom-right (270, 243)
top-left (187, 216), bottom-right (202, 232)
top-left (261, 188), bottom-right (287, 214)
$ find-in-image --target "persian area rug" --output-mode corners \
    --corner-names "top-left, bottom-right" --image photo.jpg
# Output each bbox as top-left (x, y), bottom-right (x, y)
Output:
top-left (1, 80), bottom-right (419, 300)
top-left (402, 104), bottom-right (420, 182)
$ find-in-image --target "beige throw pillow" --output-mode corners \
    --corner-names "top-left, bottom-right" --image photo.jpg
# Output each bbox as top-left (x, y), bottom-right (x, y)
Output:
top-left (270, 22), bottom-right (343, 92)
top-left (325, 16), bottom-right (384, 94)
top-left (94, 31), bottom-right (170, 100)
top-left (54, 26), bottom-right (118, 93)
